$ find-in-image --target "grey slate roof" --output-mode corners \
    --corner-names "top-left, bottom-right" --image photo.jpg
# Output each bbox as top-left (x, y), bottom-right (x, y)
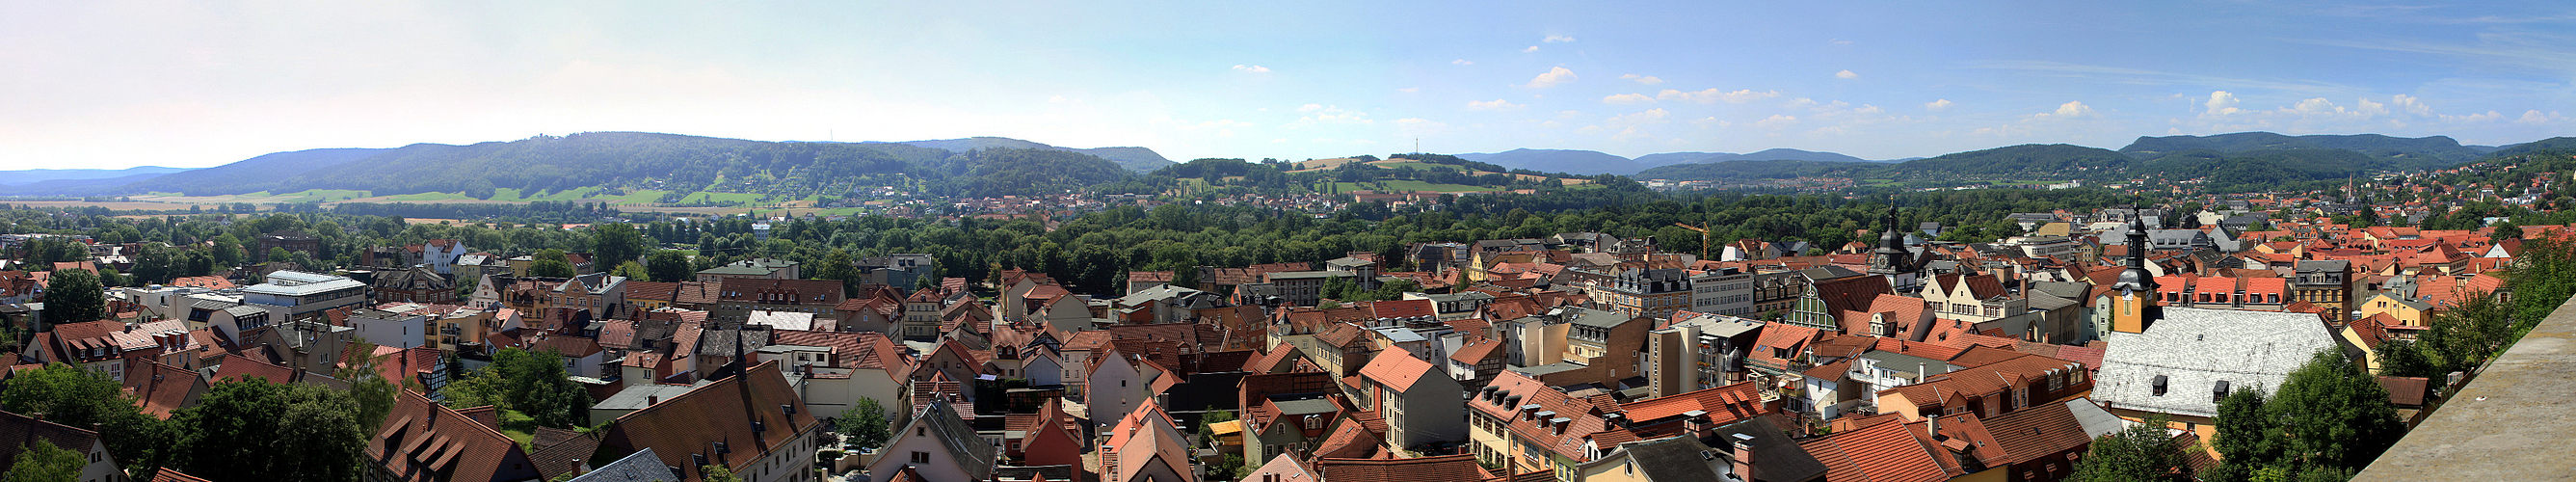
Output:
top-left (2062, 397), bottom-right (2126, 439)
top-left (2096, 308), bottom-right (2337, 418)
top-left (1713, 415), bottom-right (1828, 482)
top-left (906, 399), bottom-right (996, 478)
top-left (1603, 435), bottom-right (1729, 482)
top-left (571, 447), bottom-right (681, 482)
top-left (1568, 307), bottom-right (1638, 329)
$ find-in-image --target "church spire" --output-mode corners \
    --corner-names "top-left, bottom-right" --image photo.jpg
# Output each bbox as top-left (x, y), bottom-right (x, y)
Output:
top-left (2111, 214), bottom-right (2162, 334)
top-left (1869, 196), bottom-right (1915, 278)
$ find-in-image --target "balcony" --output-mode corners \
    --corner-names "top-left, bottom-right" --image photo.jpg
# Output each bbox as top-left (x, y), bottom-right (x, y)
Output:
top-left (2354, 295), bottom-right (2576, 480)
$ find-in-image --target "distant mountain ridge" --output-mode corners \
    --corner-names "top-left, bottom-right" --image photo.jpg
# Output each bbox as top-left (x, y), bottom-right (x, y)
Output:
top-left (1457, 148), bottom-right (1641, 175)
top-left (115, 132), bottom-right (1134, 199)
top-left (1632, 148), bottom-right (1874, 167)
top-left (1462, 147), bottom-right (1875, 175)
top-left (873, 136), bottom-right (1172, 171)
top-left (0, 166), bottom-right (193, 186)
top-left (2119, 132), bottom-right (2494, 166)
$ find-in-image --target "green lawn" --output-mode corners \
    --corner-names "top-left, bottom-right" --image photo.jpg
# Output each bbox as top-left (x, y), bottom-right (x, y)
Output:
top-left (498, 410), bottom-right (537, 449)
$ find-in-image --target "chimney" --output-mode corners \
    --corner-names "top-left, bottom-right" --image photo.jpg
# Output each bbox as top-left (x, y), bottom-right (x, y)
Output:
top-left (1731, 433), bottom-right (1756, 479)
top-left (648, 395), bottom-right (659, 405)
top-left (1685, 410), bottom-right (1711, 437)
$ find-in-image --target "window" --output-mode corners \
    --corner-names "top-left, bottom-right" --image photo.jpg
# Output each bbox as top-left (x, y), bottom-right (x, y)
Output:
top-left (916, 426), bottom-right (926, 437)
top-left (910, 451), bottom-right (930, 464)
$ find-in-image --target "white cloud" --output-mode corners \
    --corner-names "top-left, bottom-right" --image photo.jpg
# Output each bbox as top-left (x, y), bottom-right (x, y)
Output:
top-left (2520, 110), bottom-right (2561, 124)
top-left (1620, 73), bottom-right (1665, 85)
top-left (1523, 45), bottom-right (1541, 53)
top-left (1297, 103), bottom-right (1325, 113)
top-left (2044, 100), bottom-right (2094, 119)
top-left (1526, 67), bottom-right (1578, 88)
top-left (1925, 98), bottom-right (1953, 111)
top-left (1854, 105), bottom-right (1885, 116)
top-left (1835, 69), bottom-right (1860, 80)
top-left (2292, 97), bottom-right (2340, 115)
top-left (1658, 88), bottom-right (1778, 104)
top-left (1543, 35), bottom-right (1577, 43)
top-left (1755, 114), bottom-right (1799, 128)
top-left (1451, 59), bottom-right (1474, 66)
top-left (1048, 94), bottom-right (1070, 103)
top-left (2203, 91), bottom-right (2242, 116)
top-left (1602, 94), bottom-right (1655, 105)
top-left (2389, 94), bottom-right (2433, 116)
top-left (2444, 110), bottom-right (2505, 122)
top-left (1231, 65), bottom-right (1271, 73)
top-left (1467, 98), bottom-right (1525, 111)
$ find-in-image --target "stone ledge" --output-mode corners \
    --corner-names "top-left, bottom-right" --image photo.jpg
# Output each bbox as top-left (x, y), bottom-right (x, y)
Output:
top-left (2353, 294), bottom-right (2576, 481)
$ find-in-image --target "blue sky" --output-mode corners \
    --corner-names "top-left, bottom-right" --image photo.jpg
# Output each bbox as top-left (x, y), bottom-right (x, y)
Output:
top-left (2, 1), bottom-right (2571, 170)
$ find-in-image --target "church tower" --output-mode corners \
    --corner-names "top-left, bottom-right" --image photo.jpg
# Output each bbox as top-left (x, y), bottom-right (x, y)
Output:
top-left (1868, 199), bottom-right (1920, 291)
top-left (2111, 216), bottom-right (2161, 334)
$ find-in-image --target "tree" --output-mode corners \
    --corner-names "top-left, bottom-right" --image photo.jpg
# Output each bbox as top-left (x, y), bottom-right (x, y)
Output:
top-left (592, 223), bottom-right (649, 267)
top-left (2373, 339), bottom-right (2439, 378)
top-left (2267, 350), bottom-right (2403, 472)
top-left (2490, 223), bottom-right (2523, 244)
top-left (818, 250), bottom-right (862, 297)
top-left (610, 261), bottom-right (651, 281)
top-left (646, 250), bottom-right (693, 282)
top-left (529, 249), bottom-right (575, 278)
top-left (839, 398), bottom-right (891, 449)
top-left (2070, 415), bottom-right (2189, 481)
top-left (443, 348), bottom-right (592, 429)
top-left (2211, 388), bottom-right (2278, 479)
top-left (41, 269), bottom-right (104, 324)
top-left (171, 379), bottom-right (366, 482)
top-left (699, 464), bottom-right (744, 482)
top-left (0, 363), bottom-right (166, 472)
top-left (337, 340), bottom-right (399, 436)
top-left (0, 440), bottom-right (82, 482)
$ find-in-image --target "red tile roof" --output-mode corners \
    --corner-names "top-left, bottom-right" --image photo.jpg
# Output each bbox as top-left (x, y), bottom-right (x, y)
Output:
top-left (623, 281), bottom-right (681, 303)
top-left (367, 389), bottom-right (537, 481)
top-left (1315, 454), bottom-right (1489, 481)
top-left (1798, 417), bottom-right (1949, 482)
top-left (1978, 401), bottom-right (2095, 465)
top-left (1449, 339), bottom-right (1502, 365)
top-left (147, 468), bottom-right (215, 482)
top-left (122, 360), bottom-right (204, 419)
top-left (1357, 351), bottom-right (1435, 392)
top-left (1878, 354), bottom-right (2085, 407)
top-left (598, 361), bottom-right (818, 479)
top-left (211, 356), bottom-right (296, 385)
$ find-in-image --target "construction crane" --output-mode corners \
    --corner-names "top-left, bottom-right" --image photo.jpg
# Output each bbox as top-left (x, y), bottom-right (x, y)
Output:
top-left (1673, 222), bottom-right (1713, 261)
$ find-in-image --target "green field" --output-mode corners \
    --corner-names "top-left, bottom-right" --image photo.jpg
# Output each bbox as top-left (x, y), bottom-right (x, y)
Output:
top-left (1369, 161), bottom-right (1467, 172)
top-left (1332, 180), bottom-right (1501, 193)
top-left (678, 192), bottom-right (766, 204)
top-left (372, 188), bottom-right (675, 203)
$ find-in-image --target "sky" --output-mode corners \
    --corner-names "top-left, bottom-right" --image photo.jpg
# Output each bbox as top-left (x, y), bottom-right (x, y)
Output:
top-left (3, 1), bottom-right (2573, 171)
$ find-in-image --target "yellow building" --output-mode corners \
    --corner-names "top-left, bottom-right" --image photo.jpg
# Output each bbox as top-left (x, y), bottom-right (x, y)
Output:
top-left (2357, 291), bottom-right (2434, 328)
